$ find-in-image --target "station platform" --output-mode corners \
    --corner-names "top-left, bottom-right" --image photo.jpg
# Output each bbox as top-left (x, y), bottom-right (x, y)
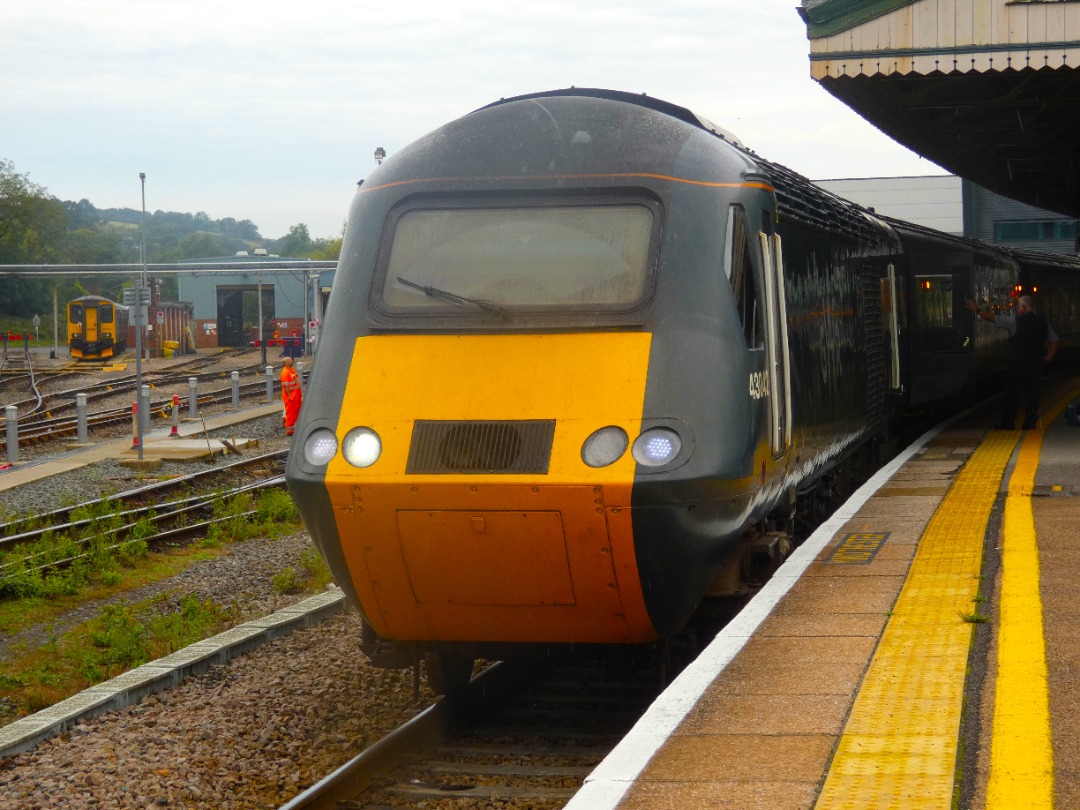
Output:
top-left (568, 378), bottom-right (1080, 810)
top-left (0, 403), bottom-right (282, 491)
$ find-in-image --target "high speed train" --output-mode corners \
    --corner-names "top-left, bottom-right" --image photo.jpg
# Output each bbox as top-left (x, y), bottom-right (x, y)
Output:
top-left (285, 88), bottom-right (1080, 690)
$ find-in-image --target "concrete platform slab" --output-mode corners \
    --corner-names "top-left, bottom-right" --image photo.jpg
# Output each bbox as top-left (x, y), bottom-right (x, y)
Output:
top-left (118, 437), bottom-right (259, 461)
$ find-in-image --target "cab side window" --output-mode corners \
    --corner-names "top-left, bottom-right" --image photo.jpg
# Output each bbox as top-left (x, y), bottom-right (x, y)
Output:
top-left (725, 205), bottom-right (764, 349)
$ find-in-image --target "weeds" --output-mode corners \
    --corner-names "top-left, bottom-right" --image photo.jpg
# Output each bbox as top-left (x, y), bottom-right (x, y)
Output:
top-left (206, 487), bottom-right (299, 545)
top-left (0, 487), bottom-right (301, 601)
top-left (273, 548), bottom-right (332, 595)
top-left (2, 593), bottom-right (235, 709)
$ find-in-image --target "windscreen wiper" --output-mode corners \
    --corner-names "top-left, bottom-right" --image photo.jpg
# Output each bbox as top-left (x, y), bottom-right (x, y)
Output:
top-left (396, 276), bottom-right (505, 316)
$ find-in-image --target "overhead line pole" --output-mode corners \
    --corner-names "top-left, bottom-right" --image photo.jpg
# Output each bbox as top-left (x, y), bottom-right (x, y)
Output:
top-left (136, 172), bottom-right (147, 460)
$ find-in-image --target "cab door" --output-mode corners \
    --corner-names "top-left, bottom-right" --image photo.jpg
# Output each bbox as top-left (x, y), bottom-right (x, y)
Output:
top-left (86, 304), bottom-right (100, 344)
top-left (759, 233), bottom-right (791, 454)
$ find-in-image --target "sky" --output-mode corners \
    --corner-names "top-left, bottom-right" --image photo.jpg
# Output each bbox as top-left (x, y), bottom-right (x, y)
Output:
top-left (1, 0), bottom-right (947, 241)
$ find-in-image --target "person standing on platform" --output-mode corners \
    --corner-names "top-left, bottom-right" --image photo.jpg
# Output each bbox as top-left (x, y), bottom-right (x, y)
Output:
top-left (965, 294), bottom-right (1058, 429)
top-left (280, 356), bottom-right (303, 436)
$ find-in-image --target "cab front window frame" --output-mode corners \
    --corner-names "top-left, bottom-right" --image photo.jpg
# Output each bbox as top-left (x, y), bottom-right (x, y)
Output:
top-left (369, 192), bottom-right (663, 326)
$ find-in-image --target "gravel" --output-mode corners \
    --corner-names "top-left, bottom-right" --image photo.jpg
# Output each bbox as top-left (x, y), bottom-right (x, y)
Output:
top-left (0, 614), bottom-right (429, 810)
top-left (0, 351), bottom-right (439, 809)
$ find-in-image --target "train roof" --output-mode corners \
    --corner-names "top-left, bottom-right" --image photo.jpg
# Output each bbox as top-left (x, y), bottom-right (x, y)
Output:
top-left (477, 89), bottom-right (896, 247)
top-left (476, 88), bottom-right (747, 149)
top-left (68, 295), bottom-right (124, 305)
top-left (879, 215), bottom-right (1016, 258)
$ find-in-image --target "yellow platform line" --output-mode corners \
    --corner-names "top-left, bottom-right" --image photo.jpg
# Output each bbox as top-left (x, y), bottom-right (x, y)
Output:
top-left (986, 391), bottom-right (1079, 808)
top-left (815, 430), bottom-right (1020, 810)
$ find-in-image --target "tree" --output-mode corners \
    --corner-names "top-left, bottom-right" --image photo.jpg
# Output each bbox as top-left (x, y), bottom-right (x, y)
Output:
top-left (309, 236), bottom-right (342, 260)
top-left (67, 227), bottom-right (127, 264)
top-left (0, 160), bottom-right (70, 315)
top-left (278, 223), bottom-right (314, 258)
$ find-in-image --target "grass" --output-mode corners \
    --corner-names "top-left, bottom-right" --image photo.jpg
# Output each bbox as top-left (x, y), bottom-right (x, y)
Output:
top-left (0, 316), bottom-right (57, 347)
top-left (272, 547), bottom-right (332, 595)
top-left (0, 489), bottom-right (299, 600)
top-left (0, 488), bottom-right (306, 720)
top-left (2, 594), bottom-right (234, 714)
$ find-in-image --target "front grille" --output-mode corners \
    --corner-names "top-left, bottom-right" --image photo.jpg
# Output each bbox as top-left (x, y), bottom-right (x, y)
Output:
top-left (407, 420), bottom-right (555, 474)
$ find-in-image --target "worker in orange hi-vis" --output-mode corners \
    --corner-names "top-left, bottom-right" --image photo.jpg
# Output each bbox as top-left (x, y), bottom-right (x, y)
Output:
top-left (280, 357), bottom-right (303, 436)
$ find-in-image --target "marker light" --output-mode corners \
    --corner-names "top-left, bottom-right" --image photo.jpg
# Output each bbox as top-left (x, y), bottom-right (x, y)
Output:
top-left (342, 427), bottom-right (382, 468)
top-left (632, 428), bottom-right (682, 467)
top-left (581, 426), bottom-right (629, 468)
top-left (303, 428), bottom-right (338, 466)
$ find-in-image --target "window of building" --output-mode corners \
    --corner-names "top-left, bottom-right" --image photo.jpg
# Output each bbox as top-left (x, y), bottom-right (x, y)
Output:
top-left (993, 220), bottom-right (1078, 242)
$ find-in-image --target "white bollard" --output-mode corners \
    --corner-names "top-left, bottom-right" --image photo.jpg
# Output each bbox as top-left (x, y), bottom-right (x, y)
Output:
top-left (76, 393), bottom-right (88, 444)
top-left (5, 405), bottom-right (18, 463)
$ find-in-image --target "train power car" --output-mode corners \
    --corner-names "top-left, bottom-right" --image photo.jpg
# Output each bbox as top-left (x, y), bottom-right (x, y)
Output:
top-left (67, 295), bottom-right (129, 361)
top-left (284, 88), bottom-right (1079, 689)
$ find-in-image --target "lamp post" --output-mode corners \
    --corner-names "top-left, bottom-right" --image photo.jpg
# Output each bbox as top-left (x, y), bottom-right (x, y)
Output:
top-left (135, 172), bottom-right (147, 459)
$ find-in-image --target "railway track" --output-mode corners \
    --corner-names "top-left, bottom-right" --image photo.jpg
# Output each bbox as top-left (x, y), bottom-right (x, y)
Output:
top-left (0, 378), bottom-right (278, 453)
top-left (284, 652), bottom-right (662, 810)
top-left (2, 357), bottom-right (267, 420)
top-left (0, 450), bottom-right (288, 592)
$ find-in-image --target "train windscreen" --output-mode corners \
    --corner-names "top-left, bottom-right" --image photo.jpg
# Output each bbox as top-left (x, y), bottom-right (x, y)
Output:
top-left (380, 204), bottom-right (654, 311)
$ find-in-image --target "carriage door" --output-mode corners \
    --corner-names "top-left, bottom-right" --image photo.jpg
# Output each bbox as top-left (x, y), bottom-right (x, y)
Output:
top-left (909, 261), bottom-right (970, 406)
top-left (759, 233), bottom-right (791, 454)
top-left (85, 303), bottom-right (100, 344)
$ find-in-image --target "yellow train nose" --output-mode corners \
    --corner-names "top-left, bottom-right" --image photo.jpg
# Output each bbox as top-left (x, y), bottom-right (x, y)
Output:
top-left (322, 332), bottom-right (659, 644)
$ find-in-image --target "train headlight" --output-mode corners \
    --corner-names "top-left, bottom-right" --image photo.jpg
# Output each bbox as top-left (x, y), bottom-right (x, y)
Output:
top-left (632, 428), bottom-right (682, 467)
top-left (581, 426), bottom-right (629, 468)
top-left (303, 429), bottom-right (338, 466)
top-left (342, 427), bottom-right (382, 468)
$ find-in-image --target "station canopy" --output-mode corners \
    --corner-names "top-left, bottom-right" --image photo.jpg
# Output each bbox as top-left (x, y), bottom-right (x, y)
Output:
top-left (801, 0), bottom-right (1080, 218)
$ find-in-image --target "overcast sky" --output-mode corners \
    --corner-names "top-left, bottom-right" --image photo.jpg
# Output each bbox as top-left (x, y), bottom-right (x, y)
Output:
top-left (2, 0), bottom-right (946, 241)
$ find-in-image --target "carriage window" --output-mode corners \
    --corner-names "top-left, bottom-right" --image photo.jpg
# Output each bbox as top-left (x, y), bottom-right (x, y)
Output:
top-left (381, 204), bottom-right (653, 310)
top-left (99, 305), bottom-right (114, 323)
top-left (914, 274), bottom-right (953, 328)
top-left (724, 205), bottom-right (763, 349)
top-left (70, 305), bottom-right (83, 320)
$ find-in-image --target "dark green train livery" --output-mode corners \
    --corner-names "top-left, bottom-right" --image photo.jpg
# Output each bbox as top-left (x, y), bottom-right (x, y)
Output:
top-left (285, 89), bottom-right (1080, 684)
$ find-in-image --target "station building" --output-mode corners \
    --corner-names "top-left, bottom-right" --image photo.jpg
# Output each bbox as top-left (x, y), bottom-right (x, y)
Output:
top-left (176, 252), bottom-right (334, 351)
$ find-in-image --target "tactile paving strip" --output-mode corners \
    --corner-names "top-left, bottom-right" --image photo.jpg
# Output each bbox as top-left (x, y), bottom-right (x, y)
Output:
top-left (814, 430), bottom-right (1020, 810)
top-left (984, 392), bottom-right (1079, 810)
